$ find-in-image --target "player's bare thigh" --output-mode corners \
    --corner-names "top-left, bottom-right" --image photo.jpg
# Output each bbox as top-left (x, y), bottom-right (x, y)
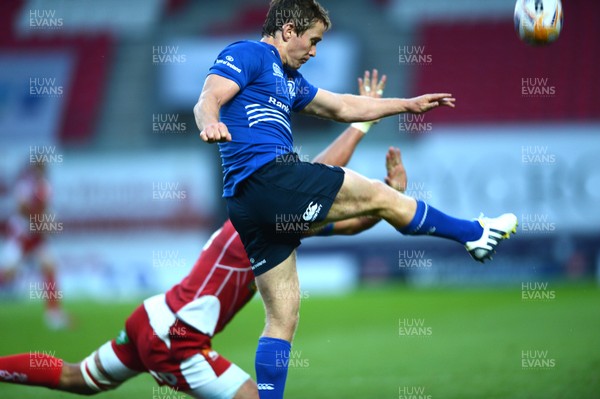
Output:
top-left (320, 167), bottom-right (417, 226)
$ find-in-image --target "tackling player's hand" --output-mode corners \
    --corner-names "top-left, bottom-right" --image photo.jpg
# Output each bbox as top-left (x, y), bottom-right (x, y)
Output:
top-left (357, 69), bottom-right (386, 124)
top-left (358, 69), bottom-right (386, 99)
top-left (385, 147), bottom-right (407, 193)
top-left (405, 93), bottom-right (455, 113)
top-left (200, 122), bottom-right (232, 143)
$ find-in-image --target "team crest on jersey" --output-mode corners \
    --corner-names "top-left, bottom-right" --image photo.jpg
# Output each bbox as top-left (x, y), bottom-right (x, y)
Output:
top-left (287, 79), bottom-right (297, 99)
top-left (272, 62), bottom-right (284, 78)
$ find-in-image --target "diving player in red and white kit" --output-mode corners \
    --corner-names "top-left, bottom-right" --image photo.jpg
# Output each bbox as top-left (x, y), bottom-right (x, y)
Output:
top-left (0, 71), bottom-right (404, 399)
top-left (0, 160), bottom-right (70, 330)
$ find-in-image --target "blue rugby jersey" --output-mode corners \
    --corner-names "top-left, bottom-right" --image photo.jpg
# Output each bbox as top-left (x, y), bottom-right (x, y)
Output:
top-left (207, 40), bottom-right (318, 197)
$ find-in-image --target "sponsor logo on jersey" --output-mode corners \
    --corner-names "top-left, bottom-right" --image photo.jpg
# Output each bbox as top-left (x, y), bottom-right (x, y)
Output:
top-left (251, 258), bottom-right (267, 270)
top-left (201, 348), bottom-right (220, 361)
top-left (215, 58), bottom-right (241, 73)
top-left (257, 383), bottom-right (275, 391)
top-left (273, 62), bottom-right (284, 78)
top-left (303, 201), bottom-right (322, 222)
top-left (266, 96), bottom-right (291, 114)
top-left (116, 329), bottom-right (129, 345)
top-left (225, 55), bottom-right (234, 62)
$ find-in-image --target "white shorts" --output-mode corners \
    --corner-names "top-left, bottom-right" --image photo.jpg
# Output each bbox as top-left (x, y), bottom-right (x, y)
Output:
top-left (81, 294), bottom-right (251, 399)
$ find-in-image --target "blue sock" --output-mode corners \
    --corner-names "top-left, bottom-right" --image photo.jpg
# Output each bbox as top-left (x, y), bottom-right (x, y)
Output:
top-left (255, 337), bottom-right (291, 399)
top-left (399, 200), bottom-right (483, 245)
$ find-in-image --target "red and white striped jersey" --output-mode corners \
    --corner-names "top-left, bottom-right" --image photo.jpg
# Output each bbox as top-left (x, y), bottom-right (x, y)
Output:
top-left (165, 220), bottom-right (256, 336)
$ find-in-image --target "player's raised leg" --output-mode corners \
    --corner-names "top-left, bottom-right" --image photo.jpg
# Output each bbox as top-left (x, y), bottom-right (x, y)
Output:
top-left (322, 168), bottom-right (517, 262)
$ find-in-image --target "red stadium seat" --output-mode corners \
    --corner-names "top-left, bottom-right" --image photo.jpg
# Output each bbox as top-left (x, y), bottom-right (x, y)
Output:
top-left (412, 2), bottom-right (600, 124)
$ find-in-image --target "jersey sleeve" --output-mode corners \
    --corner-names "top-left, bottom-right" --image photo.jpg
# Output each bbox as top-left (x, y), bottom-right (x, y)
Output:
top-left (208, 42), bottom-right (262, 90)
top-left (291, 72), bottom-right (318, 112)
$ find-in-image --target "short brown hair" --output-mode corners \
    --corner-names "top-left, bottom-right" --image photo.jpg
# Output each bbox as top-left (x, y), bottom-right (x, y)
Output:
top-left (262, 0), bottom-right (331, 37)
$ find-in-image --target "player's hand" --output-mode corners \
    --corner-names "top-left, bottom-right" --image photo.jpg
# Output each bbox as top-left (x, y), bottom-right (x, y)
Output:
top-left (358, 69), bottom-right (387, 125)
top-left (200, 122), bottom-right (232, 143)
top-left (385, 147), bottom-right (407, 193)
top-left (358, 69), bottom-right (386, 99)
top-left (405, 93), bottom-right (455, 113)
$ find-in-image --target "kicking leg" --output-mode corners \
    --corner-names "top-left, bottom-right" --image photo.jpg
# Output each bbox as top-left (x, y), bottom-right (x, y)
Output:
top-left (324, 168), bottom-right (517, 262)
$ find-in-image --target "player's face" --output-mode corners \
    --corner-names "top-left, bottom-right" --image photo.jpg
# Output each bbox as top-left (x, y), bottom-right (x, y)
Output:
top-left (286, 21), bottom-right (325, 70)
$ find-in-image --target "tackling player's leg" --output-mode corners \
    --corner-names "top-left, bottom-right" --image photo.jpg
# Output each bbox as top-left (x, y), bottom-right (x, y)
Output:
top-left (0, 350), bottom-right (129, 395)
top-left (0, 340), bottom-right (258, 399)
top-left (233, 379), bottom-right (259, 399)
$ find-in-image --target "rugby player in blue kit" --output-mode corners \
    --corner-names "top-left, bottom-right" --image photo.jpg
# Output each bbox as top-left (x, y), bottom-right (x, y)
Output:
top-left (194, 1), bottom-right (518, 397)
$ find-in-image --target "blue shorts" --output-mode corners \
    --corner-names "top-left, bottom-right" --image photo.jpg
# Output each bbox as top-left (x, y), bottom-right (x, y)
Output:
top-left (226, 153), bottom-right (345, 276)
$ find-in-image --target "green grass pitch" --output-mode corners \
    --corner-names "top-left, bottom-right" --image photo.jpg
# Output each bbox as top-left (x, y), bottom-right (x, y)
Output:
top-left (1, 283), bottom-right (599, 398)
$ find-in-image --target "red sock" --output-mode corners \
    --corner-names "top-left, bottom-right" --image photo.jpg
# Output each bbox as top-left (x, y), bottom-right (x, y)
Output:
top-left (0, 353), bottom-right (63, 389)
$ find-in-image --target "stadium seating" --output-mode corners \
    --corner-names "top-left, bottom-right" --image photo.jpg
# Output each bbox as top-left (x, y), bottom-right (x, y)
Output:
top-left (412, 2), bottom-right (600, 123)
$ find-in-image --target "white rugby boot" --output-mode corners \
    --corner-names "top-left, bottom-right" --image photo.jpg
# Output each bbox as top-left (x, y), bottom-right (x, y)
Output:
top-left (465, 213), bottom-right (518, 263)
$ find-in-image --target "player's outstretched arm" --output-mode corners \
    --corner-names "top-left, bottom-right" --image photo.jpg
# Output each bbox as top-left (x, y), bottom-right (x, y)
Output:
top-left (302, 82), bottom-right (455, 123)
top-left (194, 74), bottom-right (239, 143)
top-left (309, 147), bottom-right (407, 236)
top-left (312, 70), bottom-right (386, 166)
top-left (313, 69), bottom-right (387, 166)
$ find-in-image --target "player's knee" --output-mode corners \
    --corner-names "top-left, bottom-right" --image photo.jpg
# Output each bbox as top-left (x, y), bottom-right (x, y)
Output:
top-left (233, 379), bottom-right (259, 399)
top-left (286, 301), bottom-right (300, 330)
top-left (267, 311), bottom-right (299, 335)
top-left (263, 295), bottom-right (300, 331)
top-left (365, 179), bottom-right (393, 209)
top-left (286, 310), bottom-right (300, 332)
top-left (264, 306), bottom-right (299, 341)
top-left (370, 179), bottom-right (416, 216)
top-left (58, 362), bottom-right (100, 395)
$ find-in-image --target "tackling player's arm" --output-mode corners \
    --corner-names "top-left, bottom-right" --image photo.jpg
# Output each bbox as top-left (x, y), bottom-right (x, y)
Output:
top-left (194, 74), bottom-right (239, 143)
top-left (302, 81), bottom-right (455, 123)
top-left (312, 70), bottom-right (385, 166)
